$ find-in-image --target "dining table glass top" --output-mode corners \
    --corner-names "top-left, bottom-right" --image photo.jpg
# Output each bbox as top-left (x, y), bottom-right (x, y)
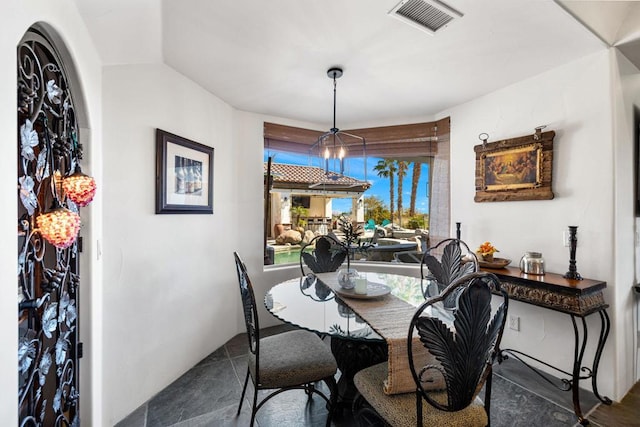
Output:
top-left (265, 271), bottom-right (430, 342)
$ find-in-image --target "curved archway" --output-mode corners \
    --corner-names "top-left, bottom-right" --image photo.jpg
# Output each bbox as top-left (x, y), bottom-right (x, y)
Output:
top-left (17, 23), bottom-right (93, 426)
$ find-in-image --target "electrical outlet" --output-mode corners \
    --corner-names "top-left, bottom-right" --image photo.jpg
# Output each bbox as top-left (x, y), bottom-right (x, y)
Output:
top-left (508, 315), bottom-right (520, 331)
top-left (563, 230), bottom-right (570, 247)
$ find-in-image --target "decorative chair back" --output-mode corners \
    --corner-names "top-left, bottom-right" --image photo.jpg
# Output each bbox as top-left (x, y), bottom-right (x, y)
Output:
top-left (298, 274), bottom-right (335, 302)
top-left (408, 272), bottom-right (508, 421)
top-left (234, 252), bottom-right (260, 361)
top-left (420, 238), bottom-right (478, 305)
top-left (300, 235), bottom-right (347, 276)
top-left (234, 252), bottom-right (338, 427)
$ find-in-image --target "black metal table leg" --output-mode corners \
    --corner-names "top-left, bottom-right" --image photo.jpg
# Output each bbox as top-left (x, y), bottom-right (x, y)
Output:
top-left (591, 310), bottom-right (612, 405)
top-left (570, 315), bottom-right (589, 425)
top-left (570, 308), bottom-right (613, 425)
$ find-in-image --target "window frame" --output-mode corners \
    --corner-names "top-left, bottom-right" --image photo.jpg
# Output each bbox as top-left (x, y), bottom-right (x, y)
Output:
top-left (263, 118), bottom-right (450, 266)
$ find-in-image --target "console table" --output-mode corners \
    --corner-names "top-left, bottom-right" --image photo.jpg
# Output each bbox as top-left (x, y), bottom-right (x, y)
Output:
top-left (482, 266), bottom-right (612, 425)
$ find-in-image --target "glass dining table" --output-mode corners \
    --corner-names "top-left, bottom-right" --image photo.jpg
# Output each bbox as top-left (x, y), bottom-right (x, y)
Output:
top-left (264, 271), bottom-right (429, 408)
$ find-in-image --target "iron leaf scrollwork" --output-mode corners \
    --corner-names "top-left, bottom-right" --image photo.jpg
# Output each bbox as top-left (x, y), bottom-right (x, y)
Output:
top-left (18, 176), bottom-right (38, 216)
top-left (46, 79), bottom-right (63, 104)
top-left (59, 292), bottom-right (77, 329)
top-left (18, 336), bottom-right (37, 375)
top-left (42, 303), bottom-right (58, 339)
top-left (18, 29), bottom-right (83, 425)
top-left (301, 236), bottom-right (347, 273)
top-left (55, 332), bottom-right (71, 369)
top-left (20, 119), bottom-right (39, 161)
top-left (424, 240), bottom-right (474, 289)
top-left (38, 351), bottom-right (52, 386)
top-left (416, 279), bottom-right (506, 411)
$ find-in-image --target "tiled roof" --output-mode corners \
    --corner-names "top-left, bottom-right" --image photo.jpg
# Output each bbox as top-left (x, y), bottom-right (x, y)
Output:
top-left (264, 162), bottom-right (370, 192)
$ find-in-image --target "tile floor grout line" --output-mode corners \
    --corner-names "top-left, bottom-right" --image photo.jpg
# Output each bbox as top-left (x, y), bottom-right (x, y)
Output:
top-left (223, 341), bottom-right (233, 361)
top-left (226, 343), bottom-right (256, 424)
top-left (226, 344), bottom-right (244, 387)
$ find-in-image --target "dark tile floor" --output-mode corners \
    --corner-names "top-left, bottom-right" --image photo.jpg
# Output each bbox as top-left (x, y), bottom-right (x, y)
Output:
top-left (116, 325), bottom-right (607, 427)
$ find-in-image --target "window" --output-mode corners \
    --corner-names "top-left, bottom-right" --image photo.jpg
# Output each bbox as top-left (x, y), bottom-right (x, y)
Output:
top-left (264, 119), bottom-right (450, 265)
top-left (292, 195), bottom-right (311, 209)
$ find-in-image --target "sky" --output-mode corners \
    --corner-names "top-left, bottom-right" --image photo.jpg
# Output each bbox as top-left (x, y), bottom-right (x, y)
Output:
top-left (265, 150), bottom-right (430, 216)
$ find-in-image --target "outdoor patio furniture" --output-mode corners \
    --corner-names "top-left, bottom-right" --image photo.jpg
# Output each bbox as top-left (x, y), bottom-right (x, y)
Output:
top-left (364, 218), bottom-right (376, 231)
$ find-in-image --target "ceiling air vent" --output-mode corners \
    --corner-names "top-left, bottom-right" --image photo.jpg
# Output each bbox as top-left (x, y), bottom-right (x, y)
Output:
top-left (388, 0), bottom-right (463, 35)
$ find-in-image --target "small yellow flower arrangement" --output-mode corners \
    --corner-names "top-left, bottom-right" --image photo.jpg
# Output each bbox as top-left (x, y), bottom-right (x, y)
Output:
top-left (477, 241), bottom-right (499, 262)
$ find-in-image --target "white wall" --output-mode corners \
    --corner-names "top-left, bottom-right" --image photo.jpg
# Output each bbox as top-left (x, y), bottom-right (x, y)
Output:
top-left (233, 111), bottom-right (327, 330)
top-left (101, 63), bottom-right (239, 424)
top-left (2, 1), bottom-right (104, 425)
top-left (439, 50), bottom-right (625, 398)
top-left (612, 49), bottom-right (640, 386)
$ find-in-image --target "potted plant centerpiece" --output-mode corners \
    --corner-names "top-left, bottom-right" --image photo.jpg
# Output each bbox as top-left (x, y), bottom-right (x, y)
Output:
top-left (336, 216), bottom-right (375, 289)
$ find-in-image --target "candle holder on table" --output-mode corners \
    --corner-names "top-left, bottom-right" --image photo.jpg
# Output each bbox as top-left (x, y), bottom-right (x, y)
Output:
top-left (563, 225), bottom-right (582, 280)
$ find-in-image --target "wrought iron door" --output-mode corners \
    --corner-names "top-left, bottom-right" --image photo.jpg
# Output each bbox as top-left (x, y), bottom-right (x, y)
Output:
top-left (17, 28), bottom-right (86, 427)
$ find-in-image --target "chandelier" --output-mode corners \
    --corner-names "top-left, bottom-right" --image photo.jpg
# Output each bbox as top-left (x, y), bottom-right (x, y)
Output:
top-left (310, 67), bottom-right (366, 182)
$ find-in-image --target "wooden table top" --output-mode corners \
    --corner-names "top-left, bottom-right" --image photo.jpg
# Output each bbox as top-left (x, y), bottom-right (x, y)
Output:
top-left (481, 266), bottom-right (606, 294)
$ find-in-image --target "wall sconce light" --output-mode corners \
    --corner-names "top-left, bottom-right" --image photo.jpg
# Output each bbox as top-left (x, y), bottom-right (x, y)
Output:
top-left (37, 200), bottom-right (81, 249)
top-left (63, 165), bottom-right (97, 207)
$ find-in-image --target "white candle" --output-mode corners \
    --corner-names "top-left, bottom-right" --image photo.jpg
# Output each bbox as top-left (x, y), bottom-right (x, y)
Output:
top-left (355, 277), bottom-right (368, 294)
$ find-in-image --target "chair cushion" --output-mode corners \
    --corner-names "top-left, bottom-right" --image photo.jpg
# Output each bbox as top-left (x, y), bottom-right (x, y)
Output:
top-left (354, 362), bottom-right (488, 427)
top-left (249, 330), bottom-right (337, 389)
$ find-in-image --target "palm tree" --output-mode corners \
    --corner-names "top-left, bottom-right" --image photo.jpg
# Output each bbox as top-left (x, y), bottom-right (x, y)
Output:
top-left (374, 159), bottom-right (396, 224)
top-left (396, 161), bottom-right (408, 227)
top-left (409, 161), bottom-right (422, 216)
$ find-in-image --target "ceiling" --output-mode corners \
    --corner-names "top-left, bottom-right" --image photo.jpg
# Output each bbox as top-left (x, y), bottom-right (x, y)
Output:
top-left (75, 0), bottom-right (639, 129)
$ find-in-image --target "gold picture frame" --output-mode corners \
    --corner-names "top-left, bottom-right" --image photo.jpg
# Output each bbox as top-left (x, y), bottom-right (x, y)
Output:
top-left (474, 130), bottom-right (554, 202)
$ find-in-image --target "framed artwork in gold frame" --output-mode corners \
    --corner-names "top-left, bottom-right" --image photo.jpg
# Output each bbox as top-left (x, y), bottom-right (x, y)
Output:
top-left (474, 130), bottom-right (554, 202)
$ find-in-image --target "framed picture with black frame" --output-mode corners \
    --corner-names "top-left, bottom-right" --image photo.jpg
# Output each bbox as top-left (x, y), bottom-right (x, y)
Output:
top-left (156, 128), bottom-right (214, 214)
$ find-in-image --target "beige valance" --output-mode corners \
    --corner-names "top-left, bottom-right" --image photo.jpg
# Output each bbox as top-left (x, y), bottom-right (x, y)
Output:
top-left (264, 117), bottom-right (449, 158)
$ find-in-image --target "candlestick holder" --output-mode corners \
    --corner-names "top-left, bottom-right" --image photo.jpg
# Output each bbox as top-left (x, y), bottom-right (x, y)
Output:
top-left (456, 222), bottom-right (461, 240)
top-left (563, 226), bottom-right (582, 280)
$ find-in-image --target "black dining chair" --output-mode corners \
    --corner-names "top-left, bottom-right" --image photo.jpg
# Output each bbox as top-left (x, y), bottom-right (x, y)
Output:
top-left (233, 252), bottom-right (338, 427)
top-left (420, 238), bottom-right (478, 306)
top-left (353, 271), bottom-right (509, 426)
top-left (299, 234), bottom-right (348, 276)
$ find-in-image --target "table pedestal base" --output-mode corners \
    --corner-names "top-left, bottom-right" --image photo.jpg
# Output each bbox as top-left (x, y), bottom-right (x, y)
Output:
top-left (330, 337), bottom-right (387, 411)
